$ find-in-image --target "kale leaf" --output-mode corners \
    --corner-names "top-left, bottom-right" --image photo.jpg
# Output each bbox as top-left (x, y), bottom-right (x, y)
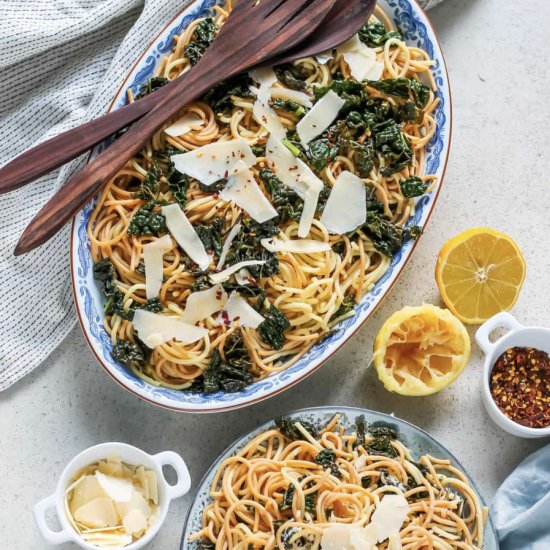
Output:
top-left (195, 218), bottom-right (223, 256)
top-left (355, 415), bottom-right (367, 449)
top-left (315, 449), bottom-right (341, 479)
top-left (280, 482), bottom-right (317, 516)
top-left (135, 76), bottom-right (168, 100)
top-left (167, 163), bottom-right (189, 207)
top-left (258, 303), bottom-right (290, 350)
top-left (405, 225), bottom-right (423, 240)
top-left (275, 416), bottom-right (318, 441)
top-left (350, 140), bottom-right (374, 177)
top-left (275, 63), bottom-right (309, 90)
top-left (400, 176), bottom-right (428, 198)
top-left (372, 119), bottom-right (413, 176)
top-left (251, 143), bottom-right (266, 157)
top-left (112, 339), bottom-right (149, 372)
top-left (314, 79), bottom-right (364, 111)
top-left (259, 169), bottom-right (303, 223)
top-left (270, 98), bottom-right (308, 118)
top-left (367, 77), bottom-right (430, 109)
top-left (359, 22), bottom-right (402, 47)
top-left (203, 73), bottom-right (254, 114)
top-left (127, 202), bottom-right (167, 236)
top-left (365, 424), bottom-right (398, 458)
top-left (136, 161), bottom-right (162, 200)
top-left (307, 137), bottom-right (338, 172)
top-left (184, 18), bottom-right (217, 65)
top-left (330, 295), bottom-right (355, 322)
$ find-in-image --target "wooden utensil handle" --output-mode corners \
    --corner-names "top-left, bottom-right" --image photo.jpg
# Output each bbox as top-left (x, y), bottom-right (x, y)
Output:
top-left (0, 80), bottom-right (183, 194)
top-left (15, 64), bottom-right (226, 254)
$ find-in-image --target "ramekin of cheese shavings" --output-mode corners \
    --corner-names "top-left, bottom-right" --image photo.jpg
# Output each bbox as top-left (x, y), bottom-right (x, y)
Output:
top-left (34, 442), bottom-right (190, 549)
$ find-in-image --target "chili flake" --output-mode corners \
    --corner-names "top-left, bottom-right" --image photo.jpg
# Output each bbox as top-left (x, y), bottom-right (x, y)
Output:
top-left (490, 346), bottom-right (550, 428)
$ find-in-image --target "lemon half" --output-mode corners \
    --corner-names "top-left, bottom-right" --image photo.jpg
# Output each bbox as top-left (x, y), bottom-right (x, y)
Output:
top-left (435, 228), bottom-right (526, 324)
top-left (373, 304), bottom-right (471, 396)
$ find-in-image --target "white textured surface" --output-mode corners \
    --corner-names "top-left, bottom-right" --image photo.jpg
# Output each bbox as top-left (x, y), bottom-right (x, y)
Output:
top-left (1, 0), bottom-right (550, 548)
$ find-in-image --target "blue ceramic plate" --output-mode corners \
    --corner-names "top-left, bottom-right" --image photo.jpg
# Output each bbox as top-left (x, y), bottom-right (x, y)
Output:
top-left (71, 0), bottom-right (452, 411)
top-left (180, 407), bottom-right (498, 549)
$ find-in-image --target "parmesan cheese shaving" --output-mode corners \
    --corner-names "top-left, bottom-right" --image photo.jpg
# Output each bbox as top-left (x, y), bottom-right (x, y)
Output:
top-left (320, 170), bottom-right (366, 234)
top-left (217, 223), bottom-right (242, 271)
top-left (161, 203), bottom-right (210, 271)
top-left (315, 50), bottom-right (333, 64)
top-left (219, 166), bottom-right (278, 223)
top-left (371, 494), bottom-right (410, 542)
top-left (209, 260), bottom-right (266, 284)
top-left (296, 90), bottom-right (345, 147)
top-left (133, 310), bottom-right (208, 348)
top-left (218, 292), bottom-right (265, 328)
top-left (235, 268), bottom-right (254, 286)
top-left (122, 508), bottom-right (148, 535)
top-left (261, 237), bottom-right (331, 254)
top-left (74, 498), bottom-right (119, 529)
top-left (143, 235), bottom-right (172, 299)
top-left (252, 92), bottom-right (287, 139)
top-left (337, 35), bottom-right (383, 82)
top-left (164, 111), bottom-right (203, 137)
top-left (95, 472), bottom-right (133, 503)
top-left (249, 66), bottom-right (278, 89)
top-left (269, 87), bottom-right (313, 108)
top-left (170, 139), bottom-right (255, 185)
top-left (181, 284), bottom-right (227, 324)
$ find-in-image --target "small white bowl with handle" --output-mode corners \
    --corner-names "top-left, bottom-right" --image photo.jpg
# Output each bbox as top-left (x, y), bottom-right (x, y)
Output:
top-left (34, 442), bottom-right (191, 549)
top-left (476, 312), bottom-right (550, 438)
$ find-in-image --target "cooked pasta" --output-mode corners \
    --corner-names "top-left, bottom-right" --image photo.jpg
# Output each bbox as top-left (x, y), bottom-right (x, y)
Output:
top-left (88, 1), bottom-right (440, 393)
top-left (189, 414), bottom-right (487, 549)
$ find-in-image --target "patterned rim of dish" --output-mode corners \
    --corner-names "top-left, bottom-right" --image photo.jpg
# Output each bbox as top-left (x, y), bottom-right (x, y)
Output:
top-left (70, 0), bottom-right (453, 412)
top-left (179, 406), bottom-right (499, 549)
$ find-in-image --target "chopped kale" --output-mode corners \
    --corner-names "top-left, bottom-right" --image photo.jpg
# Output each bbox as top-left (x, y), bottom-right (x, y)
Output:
top-left (379, 470), bottom-right (409, 492)
top-left (367, 77), bottom-right (430, 109)
top-left (280, 481), bottom-right (317, 516)
top-left (365, 424), bottom-right (398, 458)
top-left (330, 295), bottom-right (356, 322)
top-left (260, 168), bottom-right (303, 223)
top-left (275, 63), bottom-right (309, 91)
top-left (198, 542), bottom-right (215, 550)
top-left (372, 119), bottom-right (413, 176)
top-left (350, 140), bottom-right (374, 177)
top-left (190, 271), bottom-right (212, 292)
top-left (203, 73), bottom-right (254, 114)
top-left (363, 210), bottom-right (404, 257)
top-left (195, 218), bottom-right (223, 256)
top-left (270, 98), bottom-right (308, 117)
top-left (136, 161), bottom-right (162, 201)
top-left (112, 339), bottom-right (149, 371)
top-left (127, 202), bottom-right (167, 236)
top-left (282, 135), bottom-right (305, 157)
top-left (405, 225), bottom-right (423, 240)
top-left (395, 101), bottom-right (424, 124)
top-left (315, 449), bottom-right (341, 479)
top-left (167, 163), bottom-right (189, 208)
top-left (355, 415), bottom-right (367, 449)
top-left (400, 176), bottom-right (428, 198)
top-left (184, 18), bottom-right (218, 65)
top-left (307, 137), bottom-right (338, 172)
top-left (135, 76), bottom-right (168, 100)
top-left (258, 303), bottom-right (290, 350)
top-left (92, 259), bottom-right (116, 292)
top-left (251, 143), bottom-right (266, 157)
top-left (198, 178), bottom-right (227, 194)
top-left (275, 416), bottom-right (318, 441)
top-left (359, 22), bottom-right (402, 48)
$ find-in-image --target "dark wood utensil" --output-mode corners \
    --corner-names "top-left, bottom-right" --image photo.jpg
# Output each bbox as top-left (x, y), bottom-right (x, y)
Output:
top-left (0, 0), bottom-right (375, 195)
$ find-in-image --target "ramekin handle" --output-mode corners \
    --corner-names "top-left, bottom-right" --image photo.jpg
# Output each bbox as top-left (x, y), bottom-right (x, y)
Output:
top-left (34, 494), bottom-right (74, 545)
top-left (475, 312), bottom-right (523, 354)
top-left (153, 451), bottom-right (191, 501)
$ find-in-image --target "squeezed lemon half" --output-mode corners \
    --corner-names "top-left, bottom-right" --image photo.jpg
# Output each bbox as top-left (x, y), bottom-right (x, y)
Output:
top-left (373, 304), bottom-right (471, 396)
top-left (435, 228), bottom-right (526, 324)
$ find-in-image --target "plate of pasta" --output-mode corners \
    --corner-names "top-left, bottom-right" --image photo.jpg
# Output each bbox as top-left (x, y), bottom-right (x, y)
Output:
top-left (181, 407), bottom-right (497, 549)
top-left (71, 0), bottom-right (451, 411)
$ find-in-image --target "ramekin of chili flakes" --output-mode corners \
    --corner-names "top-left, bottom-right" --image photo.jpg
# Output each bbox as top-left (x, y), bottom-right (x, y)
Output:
top-left (490, 346), bottom-right (550, 428)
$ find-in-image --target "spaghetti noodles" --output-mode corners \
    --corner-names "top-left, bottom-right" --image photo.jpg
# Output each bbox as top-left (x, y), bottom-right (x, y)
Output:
top-left (88, 2), bottom-right (440, 393)
top-left (189, 414), bottom-right (487, 549)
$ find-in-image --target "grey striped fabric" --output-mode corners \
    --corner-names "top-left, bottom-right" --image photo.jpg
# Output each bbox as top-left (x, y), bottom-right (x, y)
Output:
top-left (0, 0), bottom-right (443, 391)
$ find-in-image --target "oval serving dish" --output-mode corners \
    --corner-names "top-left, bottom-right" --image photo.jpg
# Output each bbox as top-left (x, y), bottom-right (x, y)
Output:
top-left (180, 406), bottom-right (498, 549)
top-left (71, 0), bottom-right (452, 412)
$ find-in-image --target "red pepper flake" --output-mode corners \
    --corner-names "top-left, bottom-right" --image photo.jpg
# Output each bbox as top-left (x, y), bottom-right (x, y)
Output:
top-left (490, 346), bottom-right (550, 428)
top-left (289, 165), bottom-right (298, 171)
top-left (224, 170), bottom-right (229, 178)
top-left (215, 291), bottom-right (222, 300)
top-left (220, 310), bottom-right (230, 326)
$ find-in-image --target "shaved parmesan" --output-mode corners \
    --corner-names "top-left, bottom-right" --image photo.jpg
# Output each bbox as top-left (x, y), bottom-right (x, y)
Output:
top-left (145, 471), bottom-right (158, 506)
top-left (252, 94), bottom-right (286, 139)
top-left (217, 223), bottom-right (241, 270)
top-left (235, 268), bottom-right (254, 286)
top-left (219, 292), bottom-right (264, 328)
top-left (143, 235), bottom-right (172, 299)
top-left (296, 90), bottom-right (345, 147)
top-left (161, 204), bottom-right (210, 271)
top-left (219, 167), bottom-right (278, 223)
top-left (81, 532), bottom-right (133, 546)
top-left (170, 139), bottom-right (255, 186)
top-left (371, 495), bottom-right (409, 542)
top-left (269, 87), bottom-right (313, 108)
top-left (164, 111), bottom-right (203, 137)
top-left (249, 66), bottom-right (278, 89)
top-left (95, 472), bottom-right (133, 503)
top-left (320, 171), bottom-right (366, 234)
top-left (315, 50), bottom-right (333, 64)
top-left (209, 260), bottom-right (266, 284)
top-left (299, 187), bottom-right (321, 238)
top-left (133, 310), bottom-right (208, 348)
top-left (70, 476), bottom-right (108, 515)
top-left (122, 508), bottom-right (148, 535)
top-left (337, 34), bottom-right (383, 82)
top-left (321, 524), bottom-right (377, 550)
top-left (74, 498), bottom-right (118, 529)
top-left (261, 237), bottom-right (330, 254)
top-left (181, 284), bottom-right (227, 324)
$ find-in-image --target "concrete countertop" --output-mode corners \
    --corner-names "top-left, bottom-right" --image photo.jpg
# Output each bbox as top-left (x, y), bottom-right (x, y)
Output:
top-left (2, 0), bottom-right (549, 547)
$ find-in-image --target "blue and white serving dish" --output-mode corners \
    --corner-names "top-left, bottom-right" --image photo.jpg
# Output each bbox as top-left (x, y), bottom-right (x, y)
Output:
top-left (71, 0), bottom-right (452, 412)
top-left (180, 407), bottom-right (498, 549)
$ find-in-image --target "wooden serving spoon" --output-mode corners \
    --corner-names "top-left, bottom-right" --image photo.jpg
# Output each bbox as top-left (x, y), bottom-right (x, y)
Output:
top-left (14, 0), bottom-right (379, 254)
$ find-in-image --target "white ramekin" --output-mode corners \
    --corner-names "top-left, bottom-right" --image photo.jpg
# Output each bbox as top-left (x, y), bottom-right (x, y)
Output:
top-left (34, 442), bottom-right (191, 549)
top-left (476, 312), bottom-right (550, 438)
